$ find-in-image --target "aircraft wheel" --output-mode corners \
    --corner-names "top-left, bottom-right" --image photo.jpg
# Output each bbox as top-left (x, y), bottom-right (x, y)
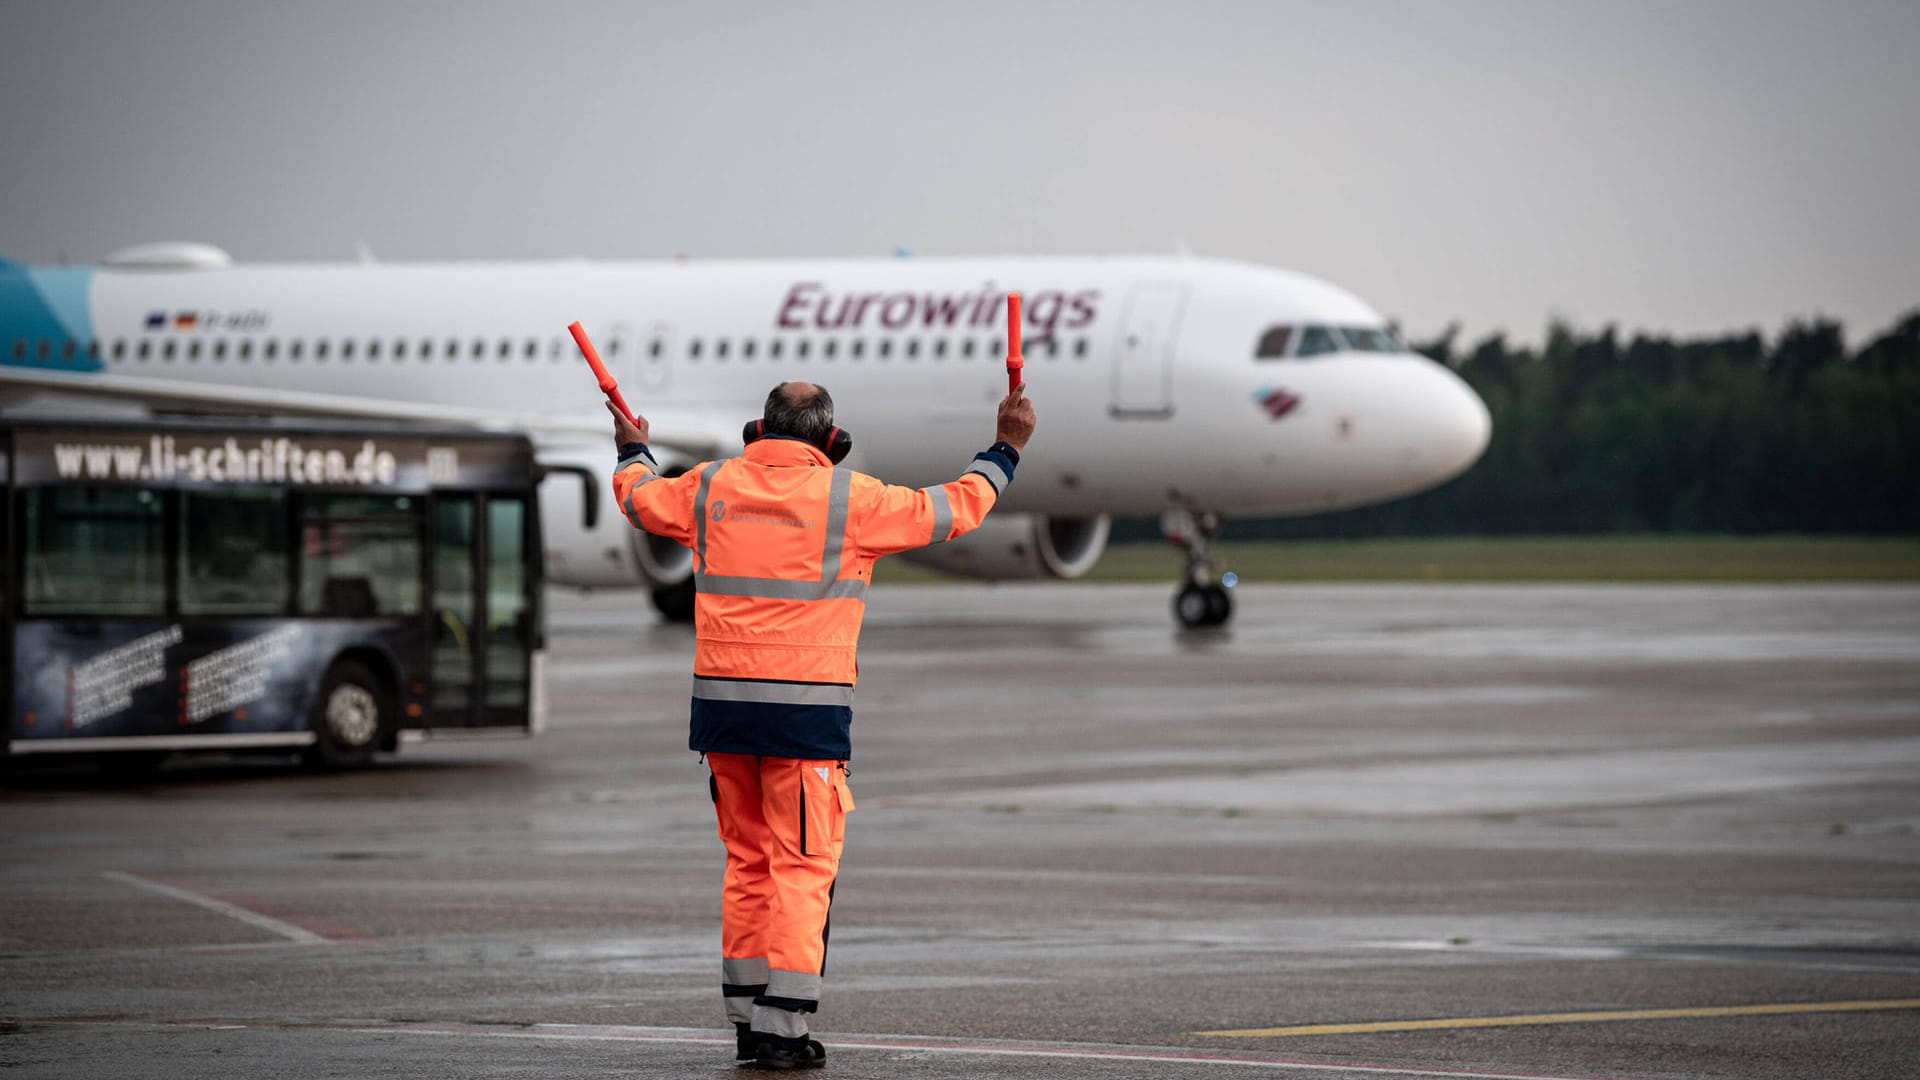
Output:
top-left (1203, 583), bottom-right (1233, 626)
top-left (651, 579), bottom-right (695, 623)
top-left (1174, 584), bottom-right (1213, 628)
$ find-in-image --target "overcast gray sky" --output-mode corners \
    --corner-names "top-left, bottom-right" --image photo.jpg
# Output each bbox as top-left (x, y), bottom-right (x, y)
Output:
top-left (3, 0), bottom-right (1915, 344)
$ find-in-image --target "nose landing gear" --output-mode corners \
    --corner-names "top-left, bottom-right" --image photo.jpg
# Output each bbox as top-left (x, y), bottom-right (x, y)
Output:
top-left (1162, 508), bottom-right (1233, 628)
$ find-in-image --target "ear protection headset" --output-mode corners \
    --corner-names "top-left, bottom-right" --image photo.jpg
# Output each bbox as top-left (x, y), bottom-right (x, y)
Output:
top-left (742, 418), bottom-right (853, 464)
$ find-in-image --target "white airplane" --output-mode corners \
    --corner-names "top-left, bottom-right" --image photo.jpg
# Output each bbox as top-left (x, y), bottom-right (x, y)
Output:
top-left (0, 243), bottom-right (1490, 627)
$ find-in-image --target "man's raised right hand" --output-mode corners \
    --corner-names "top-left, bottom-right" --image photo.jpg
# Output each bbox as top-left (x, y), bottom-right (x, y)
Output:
top-left (995, 385), bottom-right (1036, 453)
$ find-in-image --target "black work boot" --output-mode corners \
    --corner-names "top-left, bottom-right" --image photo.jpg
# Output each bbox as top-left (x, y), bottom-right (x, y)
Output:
top-left (735, 1022), bottom-right (758, 1062)
top-left (747, 1032), bottom-right (826, 1070)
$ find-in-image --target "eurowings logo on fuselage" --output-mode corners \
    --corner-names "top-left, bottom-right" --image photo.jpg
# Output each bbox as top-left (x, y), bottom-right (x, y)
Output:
top-left (1253, 386), bottom-right (1301, 421)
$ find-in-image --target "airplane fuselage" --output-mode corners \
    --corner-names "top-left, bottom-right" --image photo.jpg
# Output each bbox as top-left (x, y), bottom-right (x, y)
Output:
top-left (3, 254), bottom-right (1490, 521)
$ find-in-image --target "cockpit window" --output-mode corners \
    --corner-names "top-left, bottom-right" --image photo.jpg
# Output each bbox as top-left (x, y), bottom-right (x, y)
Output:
top-left (1296, 325), bottom-right (1341, 357)
top-left (1339, 326), bottom-right (1398, 352)
top-left (1254, 325), bottom-right (1293, 359)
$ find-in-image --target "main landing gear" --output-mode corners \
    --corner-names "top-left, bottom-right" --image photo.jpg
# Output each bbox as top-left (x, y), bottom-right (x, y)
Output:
top-left (1162, 508), bottom-right (1233, 629)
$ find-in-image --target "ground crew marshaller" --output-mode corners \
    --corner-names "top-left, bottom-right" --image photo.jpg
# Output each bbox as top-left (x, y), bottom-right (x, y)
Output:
top-left (607, 381), bottom-right (1036, 1070)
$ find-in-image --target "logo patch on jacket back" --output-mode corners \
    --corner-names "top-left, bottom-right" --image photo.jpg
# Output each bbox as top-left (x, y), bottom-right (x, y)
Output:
top-left (717, 503), bottom-right (814, 529)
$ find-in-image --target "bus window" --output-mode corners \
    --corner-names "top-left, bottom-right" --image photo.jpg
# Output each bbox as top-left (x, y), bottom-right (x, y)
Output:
top-left (485, 498), bottom-right (529, 711)
top-left (1296, 325), bottom-right (1341, 357)
top-left (22, 487), bottom-right (166, 615)
top-left (298, 495), bottom-right (422, 617)
top-left (179, 491), bottom-right (289, 614)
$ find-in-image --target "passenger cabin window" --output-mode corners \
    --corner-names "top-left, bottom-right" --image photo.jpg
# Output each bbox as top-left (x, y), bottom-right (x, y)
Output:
top-left (1296, 325), bottom-right (1341, 357)
top-left (1339, 326), bottom-right (1397, 352)
top-left (1255, 325), bottom-right (1293, 359)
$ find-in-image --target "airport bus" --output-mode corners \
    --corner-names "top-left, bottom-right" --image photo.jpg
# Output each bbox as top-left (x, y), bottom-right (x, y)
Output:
top-left (1, 417), bottom-right (550, 771)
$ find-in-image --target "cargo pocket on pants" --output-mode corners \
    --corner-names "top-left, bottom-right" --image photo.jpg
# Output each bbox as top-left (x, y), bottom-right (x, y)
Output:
top-left (799, 762), bottom-right (843, 858)
top-left (830, 764), bottom-right (853, 858)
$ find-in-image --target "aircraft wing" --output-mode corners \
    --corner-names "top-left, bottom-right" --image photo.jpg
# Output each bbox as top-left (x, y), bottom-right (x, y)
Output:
top-left (0, 365), bottom-right (736, 460)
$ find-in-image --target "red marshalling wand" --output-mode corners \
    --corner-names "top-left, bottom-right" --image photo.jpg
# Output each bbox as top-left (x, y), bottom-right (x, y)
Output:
top-left (568, 321), bottom-right (639, 428)
top-left (1005, 293), bottom-right (1024, 394)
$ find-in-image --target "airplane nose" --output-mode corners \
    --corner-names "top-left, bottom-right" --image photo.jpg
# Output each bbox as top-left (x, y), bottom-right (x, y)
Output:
top-left (1423, 361), bottom-right (1492, 482)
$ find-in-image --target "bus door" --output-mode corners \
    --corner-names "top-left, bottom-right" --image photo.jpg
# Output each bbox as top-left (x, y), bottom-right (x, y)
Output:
top-left (430, 493), bottom-right (532, 728)
top-left (1111, 283), bottom-right (1186, 418)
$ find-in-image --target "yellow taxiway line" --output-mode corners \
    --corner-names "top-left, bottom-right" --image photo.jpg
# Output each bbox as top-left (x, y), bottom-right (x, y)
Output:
top-left (1194, 998), bottom-right (1920, 1038)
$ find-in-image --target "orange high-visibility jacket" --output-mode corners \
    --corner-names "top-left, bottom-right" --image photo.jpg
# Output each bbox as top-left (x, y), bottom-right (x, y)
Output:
top-left (613, 434), bottom-right (1019, 759)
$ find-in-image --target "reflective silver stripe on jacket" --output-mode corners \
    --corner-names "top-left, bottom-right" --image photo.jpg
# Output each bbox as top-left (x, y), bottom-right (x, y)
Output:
top-left (617, 447), bottom-right (659, 472)
top-left (692, 678), bottom-right (854, 708)
top-left (622, 472), bottom-right (660, 526)
top-left (925, 486), bottom-right (953, 544)
top-left (695, 574), bottom-right (868, 601)
top-left (693, 461), bottom-right (722, 568)
top-left (964, 458), bottom-right (1009, 493)
top-left (819, 467), bottom-right (852, 581)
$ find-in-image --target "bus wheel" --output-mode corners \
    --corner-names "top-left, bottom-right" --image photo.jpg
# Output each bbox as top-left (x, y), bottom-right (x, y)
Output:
top-left (305, 660), bottom-right (388, 770)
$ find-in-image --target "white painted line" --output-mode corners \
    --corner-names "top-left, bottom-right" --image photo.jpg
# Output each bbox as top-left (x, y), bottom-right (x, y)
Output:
top-left (315, 1020), bottom-right (1651, 1080)
top-left (102, 871), bottom-right (328, 946)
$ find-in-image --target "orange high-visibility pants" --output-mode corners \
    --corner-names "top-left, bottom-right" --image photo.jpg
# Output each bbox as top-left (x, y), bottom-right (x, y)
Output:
top-left (708, 752), bottom-right (853, 1037)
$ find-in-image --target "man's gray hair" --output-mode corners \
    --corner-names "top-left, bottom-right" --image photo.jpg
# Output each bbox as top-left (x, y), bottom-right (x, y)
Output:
top-left (762, 382), bottom-right (835, 444)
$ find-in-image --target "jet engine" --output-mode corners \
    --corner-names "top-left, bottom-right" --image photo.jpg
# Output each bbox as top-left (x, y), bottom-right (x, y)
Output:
top-left (898, 513), bottom-right (1110, 580)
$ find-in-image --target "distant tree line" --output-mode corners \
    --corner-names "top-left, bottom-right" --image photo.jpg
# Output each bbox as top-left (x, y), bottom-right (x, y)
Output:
top-left (1135, 310), bottom-right (1920, 540)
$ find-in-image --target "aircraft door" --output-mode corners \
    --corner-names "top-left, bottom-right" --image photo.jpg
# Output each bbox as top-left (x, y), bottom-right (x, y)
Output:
top-left (1112, 283), bottom-right (1186, 417)
top-left (636, 322), bottom-right (674, 393)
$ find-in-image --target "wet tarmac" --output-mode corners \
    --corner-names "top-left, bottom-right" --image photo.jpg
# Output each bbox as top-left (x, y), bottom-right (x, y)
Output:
top-left (4, 584), bottom-right (1919, 1079)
